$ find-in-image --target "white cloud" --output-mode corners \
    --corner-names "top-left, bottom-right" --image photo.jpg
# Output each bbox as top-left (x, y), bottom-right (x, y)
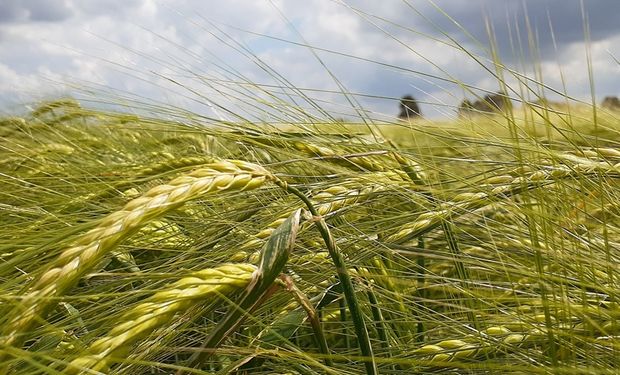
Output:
top-left (0, 0), bottom-right (619, 119)
top-left (0, 62), bottom-right (67, 108)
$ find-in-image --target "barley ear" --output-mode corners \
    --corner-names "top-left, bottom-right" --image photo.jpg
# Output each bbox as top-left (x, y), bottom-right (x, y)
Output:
top-left (0, 160), bottom-right (273, 356)
top-left (65, 263), bottom-right (257, 374)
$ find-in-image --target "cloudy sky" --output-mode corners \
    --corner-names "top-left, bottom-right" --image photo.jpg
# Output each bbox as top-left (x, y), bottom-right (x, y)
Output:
top-left (1, 0), bottom-right (619, 120)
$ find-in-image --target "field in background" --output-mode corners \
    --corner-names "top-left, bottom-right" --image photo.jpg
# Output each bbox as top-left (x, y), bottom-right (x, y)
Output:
top-left (1, 98), bottom-right (619, 374)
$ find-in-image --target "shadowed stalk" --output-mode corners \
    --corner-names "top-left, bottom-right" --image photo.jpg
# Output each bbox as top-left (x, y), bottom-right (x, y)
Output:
top-left (394, 151), bottom-right (478, 329)
top-left (339, 295), bottom-right (350, 350)
top-left (237, 282), bottom-right (344, 372)
top-left (441, 220), bottom-right (479, 330)
top-left (526, 215), bottom-right (559, 366)
top-left (281, 274), bottom-right (333, 367)
top-left (416, 237), bottom-right (426, 343)
top-left (365, 284), bottom-right (390, 354)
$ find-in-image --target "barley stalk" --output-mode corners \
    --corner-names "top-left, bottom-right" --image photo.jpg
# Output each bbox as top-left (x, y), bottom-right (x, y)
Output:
top-left (410, 307), bottom-right (620, 367)
top-left (566, 147), bottom-right (620, 161)
top-left (241, 171), bottom-right (405, 258)
top-left (0, 160), bottom-right (272, 354)
top-left (292, 140), bottom-right (390, 171)
top-left (244, 183), bottom-right (379, 248)
top-left (65, 263), bottom-right (257, 374)
top-left (410, 325), bottom-right (542, 364)
top-left (274, 179), bottom-right (379, 375)
top-left (65, 156), bottom-right (218, 211)
top-left (384, 163), bottom-right (620, 244)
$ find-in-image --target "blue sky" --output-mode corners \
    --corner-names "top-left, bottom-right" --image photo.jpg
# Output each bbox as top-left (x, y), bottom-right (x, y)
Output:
top-left (1, 0), bottom-right (619, 120)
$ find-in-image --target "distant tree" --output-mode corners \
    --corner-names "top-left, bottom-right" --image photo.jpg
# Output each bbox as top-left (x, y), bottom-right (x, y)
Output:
top-left (458, 92), bottom-right (512, 116)
top-left (602, 96), bottom-right (620, 110)
top-left (458, 99), bottom-right (475, 117)
top-left (398, 95), bottom-right (421, 119)
top-left (483, 93), bottom-right (507, 112)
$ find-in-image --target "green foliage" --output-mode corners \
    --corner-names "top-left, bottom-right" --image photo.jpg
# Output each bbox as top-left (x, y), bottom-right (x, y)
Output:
top-left (1, 99), bottom-right (619, 374)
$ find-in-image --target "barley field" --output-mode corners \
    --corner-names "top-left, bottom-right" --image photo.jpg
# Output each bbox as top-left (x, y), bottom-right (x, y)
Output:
top-left (1, 97), bottom-right (618, 374)
top-left (1, 2), bottom-right (620, 374)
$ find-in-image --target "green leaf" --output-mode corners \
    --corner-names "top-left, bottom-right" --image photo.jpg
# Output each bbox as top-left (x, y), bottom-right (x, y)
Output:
top-left (180, 208), bottom-right (302, 372)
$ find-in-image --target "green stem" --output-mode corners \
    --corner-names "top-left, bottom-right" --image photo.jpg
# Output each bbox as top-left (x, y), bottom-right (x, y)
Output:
top-left (275, 179), bottom-right (378, 375)
top-left (282, 274), bottom-right (333, 367)
top-left (441, 220), bottom-right (479, 330)
top-left (339, 297), bottom-right (350, 350)
top-left (365, 285), bottom-right (389, 352)
top-left (416, 237), bottom-right (426, 343)
top-left (397, 152), bottom-right (478, 330)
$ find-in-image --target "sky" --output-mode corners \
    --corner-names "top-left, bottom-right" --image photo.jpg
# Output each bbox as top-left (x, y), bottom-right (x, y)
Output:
top-left (1, 0), bottom-right (619, 120)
